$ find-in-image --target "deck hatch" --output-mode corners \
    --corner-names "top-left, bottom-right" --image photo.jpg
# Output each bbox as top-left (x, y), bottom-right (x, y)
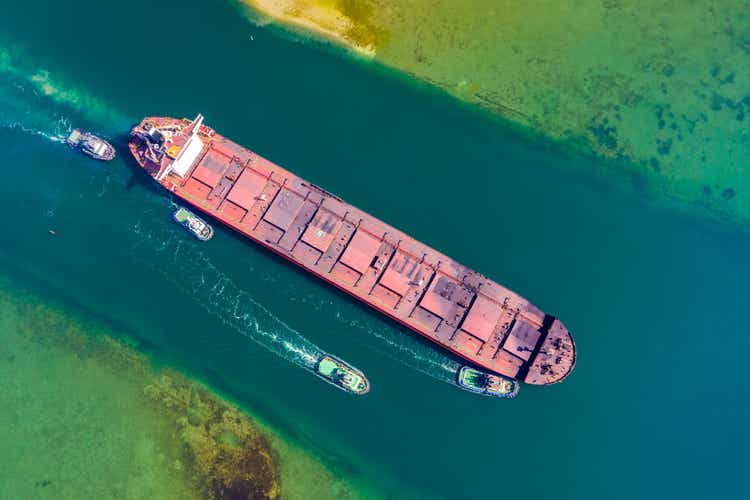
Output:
top-left (340, 230), bottom-right (381, 274)
top-left (226, 168), bottom-right (267, 210)
top-left (503, 320), bottom-right (541, 361)
top-left (302, 210), bottom-right (342, 252)
top-left (183, 177), bottom-right (211, 200)
top-left (263, 189), bottom-right (304, 230)
top-left (491, 350), bottom-right (524, 378)
top-left (411, 306), bottom-right (441, 331)
top-left (419, 275), bottom-right (461, 319)
top-left (380, 251), bottom-right (418, 296)
top-left (210, 139), bottom-right (240, 159)
top-left (371, 284), bottom-right (400, 308)
top-left (220, 200), bottom-right (247, 222)
top-left (292, 241), bottom-right (323, 267)
top-left (462, 296), bottom-right (502, 342)
top-left (192, 150), bottom-right (229, 187)
top-left (453, 330), bottom-right (484, 356)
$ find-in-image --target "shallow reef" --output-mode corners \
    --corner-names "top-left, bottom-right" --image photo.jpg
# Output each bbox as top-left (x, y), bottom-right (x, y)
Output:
top-left (1, 294), bottom-right (199, 499)
top-left (240, 0), bottom-right (750, 226)
top-left (144, 375), bottom-right (280, 500)
top-left (0, 279), bottom-right (369, 499)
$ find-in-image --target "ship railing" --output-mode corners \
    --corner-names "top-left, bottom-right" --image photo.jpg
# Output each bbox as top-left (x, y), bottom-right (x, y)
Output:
top-left (302, 181), bottom-right (342, 202)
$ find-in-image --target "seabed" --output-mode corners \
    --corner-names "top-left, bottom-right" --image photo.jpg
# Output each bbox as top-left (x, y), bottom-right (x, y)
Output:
top-left (240, 0), bottom-right (750, 226)
top-left (0, 276), bottom-right (375, 499)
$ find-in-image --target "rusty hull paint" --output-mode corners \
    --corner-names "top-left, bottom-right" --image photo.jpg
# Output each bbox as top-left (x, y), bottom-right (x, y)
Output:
top-left (128, 117), bottom-right (576, 385)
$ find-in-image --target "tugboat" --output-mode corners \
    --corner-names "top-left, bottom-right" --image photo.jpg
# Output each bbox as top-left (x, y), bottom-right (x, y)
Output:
top-left (173, 206), bottom-right (214, 241)
top-left (314, 354), bottom-right (370, 395)
top-left (457, 366), bottom-right (519, 399)
top-left (66, 129), bottom-right (116, 161)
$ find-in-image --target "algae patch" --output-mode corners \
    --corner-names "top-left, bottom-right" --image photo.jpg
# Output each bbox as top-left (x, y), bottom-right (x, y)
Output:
top-left (0, 279), bottom-right (367, 499)
top-left (144, 375), bottom-right (280, 499)
top-left (0, 296), bottom-right (199, 499)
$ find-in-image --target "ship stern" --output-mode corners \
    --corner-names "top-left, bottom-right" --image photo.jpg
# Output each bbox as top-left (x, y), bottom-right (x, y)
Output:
top-left (128, 116), bottom-right (186, 179)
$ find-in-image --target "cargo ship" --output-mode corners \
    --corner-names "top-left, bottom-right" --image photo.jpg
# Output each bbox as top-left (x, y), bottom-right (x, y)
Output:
top-left (129, 115), bottom-right (576, 386)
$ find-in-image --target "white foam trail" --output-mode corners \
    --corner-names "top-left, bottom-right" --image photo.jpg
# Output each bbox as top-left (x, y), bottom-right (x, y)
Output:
top-left (0, 42), bottom-right (132, 142)
top-left (130, 222), bottom-right (323, 370)
top-left (0, 118), bottom-right (69, 144)
top-left (0, 64), bottom-right (75, 146)
top-left (331, 310), bottom-right (460, 384)
top-left (130, 220), bottom-right (463, 387)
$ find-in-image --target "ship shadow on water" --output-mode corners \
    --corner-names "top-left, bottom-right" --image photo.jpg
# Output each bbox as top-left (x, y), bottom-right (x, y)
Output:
top-left (117, 129), bottom-right (464, 389)
top-left (117, 133), bottom-right (164, 195)
top-left (212, 220), bottom-right (465, 381)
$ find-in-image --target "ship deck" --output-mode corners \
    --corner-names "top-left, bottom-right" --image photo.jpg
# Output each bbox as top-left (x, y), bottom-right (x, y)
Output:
top-left (128, 117), bottom-right (576, 385)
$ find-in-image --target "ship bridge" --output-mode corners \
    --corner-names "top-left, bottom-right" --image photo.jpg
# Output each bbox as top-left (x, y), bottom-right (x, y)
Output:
top-left (157, 114), bottom-right (206, 180)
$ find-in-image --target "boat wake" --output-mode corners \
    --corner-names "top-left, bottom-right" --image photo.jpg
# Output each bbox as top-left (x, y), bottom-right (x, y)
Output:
top-left (249, 261), bottom-right (461, 384)
top-left (130, 222), bottom-right (325, 371)
top-left (0, 73), bottom-right (72, 144)
top-left (0, 43), bottom-right (130, 146)
top-left (0, 40), bottom-right (467, 395)
top-left (0, 116), bottom-right (70, 144)
top-left (131, 217), bottom-right (462, 388)
top-left (329, 300), bottom-right (461, 386)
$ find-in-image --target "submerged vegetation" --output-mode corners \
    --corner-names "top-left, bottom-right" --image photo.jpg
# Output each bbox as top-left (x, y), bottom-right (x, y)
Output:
top-left (144, 376), bottom-right (281, 499)
top-left (3, 289), bottom-right (280, 499)
top-left (239, 0), bottom-right (750, 225)
top-left (0, 278), bottom-right (368, 499)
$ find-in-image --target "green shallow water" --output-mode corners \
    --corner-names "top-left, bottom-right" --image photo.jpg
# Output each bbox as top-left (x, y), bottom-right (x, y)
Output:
top-left (0, 274), bottom-right (376, 499)
top-left (1, 1), bottom-right (748, 498)
top-left (238, 0), bottom-right (750, 224)
top-left (0, 285), bottom-right (199, 500)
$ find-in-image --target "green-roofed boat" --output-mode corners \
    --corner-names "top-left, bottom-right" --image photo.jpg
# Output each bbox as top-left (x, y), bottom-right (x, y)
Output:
top-left (314, 354), bottom-right (370, 395)
top-left (457, 366), bottom-right (519, 399)
top-left (173, 206), bottom-right (214, 241)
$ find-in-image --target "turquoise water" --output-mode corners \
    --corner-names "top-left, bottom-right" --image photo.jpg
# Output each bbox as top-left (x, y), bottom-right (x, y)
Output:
top-left (1, 1), bottom-right (748, 498)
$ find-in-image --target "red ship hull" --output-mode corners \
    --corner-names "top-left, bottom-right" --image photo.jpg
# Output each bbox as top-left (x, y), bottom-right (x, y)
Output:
top-left (128, 116), bottom-right (576, 385)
